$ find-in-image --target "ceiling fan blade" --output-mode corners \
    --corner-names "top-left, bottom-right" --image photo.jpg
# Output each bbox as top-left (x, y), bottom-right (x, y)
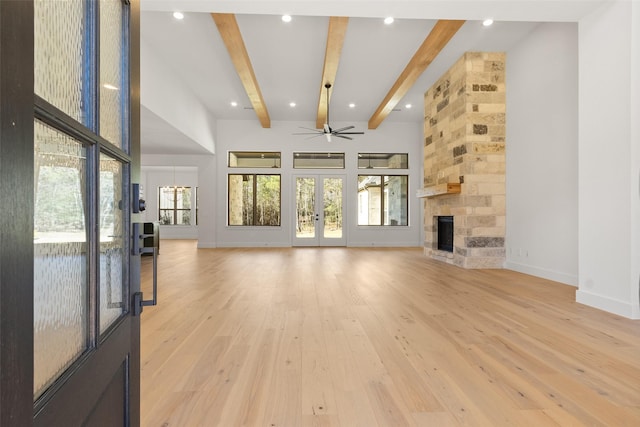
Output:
top-left (336, 131), bottom-right (365, 135)
top-left (331, 125), bottom-right (354, 133)
top-left (334, 134), bottom-right (353, 140)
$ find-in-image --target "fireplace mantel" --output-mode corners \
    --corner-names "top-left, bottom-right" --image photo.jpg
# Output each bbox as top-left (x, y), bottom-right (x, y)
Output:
top-left (417, 183), bottom-right (461, 198)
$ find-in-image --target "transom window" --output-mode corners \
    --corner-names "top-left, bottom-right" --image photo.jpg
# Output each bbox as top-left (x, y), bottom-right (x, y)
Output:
top-left (228, 151), bottom-right (281, 168)
top-left (293, 152), bottom-right (345, 169)
top-left (358, 153), bottom-right (408, 169)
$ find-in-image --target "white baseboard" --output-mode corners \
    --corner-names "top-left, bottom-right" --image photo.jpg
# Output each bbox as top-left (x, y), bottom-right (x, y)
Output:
top-left (505, 261), bottom-right (578, 286)
top-left (215, 242), bottom-right (291, 248)
top-left (576, 289), bottom-right (640, 319)
top-left (196, 241), bottom-right (217, 248)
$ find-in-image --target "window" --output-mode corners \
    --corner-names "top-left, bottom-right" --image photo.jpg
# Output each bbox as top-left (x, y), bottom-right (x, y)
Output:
top-left (358, 175), bottom-right (408, 226)
top-left (158, 187), bottom-right (197, 225)
top-left (293, 152), bottom-right (345, 169)
top-left (228, 151), bottom-right (281, 168)
top-left (228, 174), bottom-right (281, 226)
top-left (358, 153), bottom-right (408, 169)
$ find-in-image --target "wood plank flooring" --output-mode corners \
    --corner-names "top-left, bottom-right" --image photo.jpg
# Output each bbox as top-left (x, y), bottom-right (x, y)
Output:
top-left (140, 240), bottom-right (640, 426)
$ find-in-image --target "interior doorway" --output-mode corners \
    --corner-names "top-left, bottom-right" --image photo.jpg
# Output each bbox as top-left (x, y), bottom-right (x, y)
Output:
top-left (293, 175), bottom-right (346, 246)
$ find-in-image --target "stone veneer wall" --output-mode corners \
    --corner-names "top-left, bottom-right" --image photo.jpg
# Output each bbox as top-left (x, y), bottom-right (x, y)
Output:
top-left (423, 52), bottom-right (506, 268)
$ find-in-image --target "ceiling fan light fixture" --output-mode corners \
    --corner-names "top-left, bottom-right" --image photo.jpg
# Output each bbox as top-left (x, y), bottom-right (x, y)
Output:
top-left (384, 17), bottom-right (394, 25)
top-left (282, 15), bottom-right (292, 23)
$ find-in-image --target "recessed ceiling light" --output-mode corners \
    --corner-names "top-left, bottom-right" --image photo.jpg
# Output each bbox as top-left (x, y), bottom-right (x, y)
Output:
top-left (173, 11), bottom-right (184, 20)
top-left (289, 102), bottom-right (296, 107)
top-left (348, 103), bottom-right (356, 108)
top-left (230, 101), bottom-right (238, 107)
top-left (483, 18), bottom-right (494, 27)
top-left (384, 17), bottom-right (394, 25)
top-left (405, 103), bottom-right (412, 109)
top-left (282, 15), bottom-right (292, 23)
top-left (103, 83), bottom-right (118, 90)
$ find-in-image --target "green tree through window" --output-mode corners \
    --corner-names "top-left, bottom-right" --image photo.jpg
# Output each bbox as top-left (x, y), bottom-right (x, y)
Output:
top-left (228, 174), bottom-right (281, 226)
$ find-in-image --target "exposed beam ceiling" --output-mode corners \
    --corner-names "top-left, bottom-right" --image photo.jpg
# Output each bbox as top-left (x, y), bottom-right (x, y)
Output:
top-left (368, 19), bottom-right (465, 129)
top-left (211, 13), bottom-right (271, 128)
top-left (316, 16), bottom-right (349, 129)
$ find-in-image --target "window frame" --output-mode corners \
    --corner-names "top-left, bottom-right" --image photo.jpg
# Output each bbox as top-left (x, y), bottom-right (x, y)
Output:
top-left (293, 152), bottom-right (345, 169)
top-left (157, 186), bottom-right (197, 226)
top-left (227, 173), bottom-right (282, 227)
top-left (228, 151), bottom-right (281, 168)
top-left (357, 174), bottom-right (409, 226)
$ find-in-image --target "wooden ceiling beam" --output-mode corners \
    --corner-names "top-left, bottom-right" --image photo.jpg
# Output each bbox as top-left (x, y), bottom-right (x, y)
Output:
top-left (368, 20), bottom-right (465, 130)
top-left (317, 17), bottom-right (349, 129)
top-left (211, 13), bottom-right (271, 128)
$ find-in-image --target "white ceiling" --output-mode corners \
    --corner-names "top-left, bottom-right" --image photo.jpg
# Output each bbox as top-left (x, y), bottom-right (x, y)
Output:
top-left (139, 0), bottom-right (604, 154)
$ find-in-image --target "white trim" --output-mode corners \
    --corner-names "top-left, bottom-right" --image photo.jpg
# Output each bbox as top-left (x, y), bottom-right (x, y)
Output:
top-left (505, 261), bottom-right (578, 286)
top-left (576, 289), bottom-right (640, 319)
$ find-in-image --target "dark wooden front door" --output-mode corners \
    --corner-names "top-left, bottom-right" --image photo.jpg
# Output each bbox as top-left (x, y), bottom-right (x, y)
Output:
top-left (0, 1), bottom-right (142, 425)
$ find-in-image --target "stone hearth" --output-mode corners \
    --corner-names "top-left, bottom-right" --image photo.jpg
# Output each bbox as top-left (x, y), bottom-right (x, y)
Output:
top-left (422, 52), bottom-right (506, 269)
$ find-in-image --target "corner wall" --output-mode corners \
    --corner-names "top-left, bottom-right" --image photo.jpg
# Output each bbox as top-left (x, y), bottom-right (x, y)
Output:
top-left (577, 0), bottom-right (639, 318)
top-left (505, 23), bottom-right (579, 285)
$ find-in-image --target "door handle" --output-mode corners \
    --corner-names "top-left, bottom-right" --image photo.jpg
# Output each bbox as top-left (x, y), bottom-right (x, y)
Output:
top-left (132, 222), bottom-right (157, 316)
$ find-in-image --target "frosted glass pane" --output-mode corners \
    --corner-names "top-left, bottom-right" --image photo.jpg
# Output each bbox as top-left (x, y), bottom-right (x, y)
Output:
top-left (100, 0), bottom-right (125, 149)
top-left (99, 154), bottom-right (125, 333)
top-left (34, 0), bottom-right (87, 124)
top-left (34, 120), bottom-right (88, 399)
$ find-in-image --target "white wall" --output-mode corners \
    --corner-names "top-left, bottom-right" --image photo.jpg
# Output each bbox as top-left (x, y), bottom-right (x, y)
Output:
top-left (140, 166), bottom-right (199, 239)
top-left (141, 38), bottom-right (216, 154)
top-left (577, 0), bottom-right (640, 319)
top-left (505, 23), bottom-right (579, 285)
top-left (141, 154), bottom-right (217, 245)
top-left (215, 119), bottom-right (423, 247)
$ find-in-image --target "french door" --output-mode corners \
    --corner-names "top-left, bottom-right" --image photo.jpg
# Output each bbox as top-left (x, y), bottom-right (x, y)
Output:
top-left (0, 1), bottom-right (142, 425)
top-left (293, 175), bottom-right (346, 246)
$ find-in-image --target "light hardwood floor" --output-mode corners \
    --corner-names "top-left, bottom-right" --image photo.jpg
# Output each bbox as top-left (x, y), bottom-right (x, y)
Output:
top-left (141, 240), bottom-right (640, 426)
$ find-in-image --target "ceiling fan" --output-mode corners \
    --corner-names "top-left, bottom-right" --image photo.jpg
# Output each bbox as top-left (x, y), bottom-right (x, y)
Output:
top-left (294, 83), bottom-right (364, 142)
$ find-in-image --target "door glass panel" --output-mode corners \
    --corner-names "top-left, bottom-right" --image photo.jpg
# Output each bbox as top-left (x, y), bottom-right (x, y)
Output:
top-left (358, 176), bottom-right (382, 225)
top-left (385, 175), bottom-right (409, 226)
top-left (99, 0), bottom-right (125, 149)
top-left (296, 178), bottom-right (315, 238)
top-left (99, 154), bottom-right (125, 333)
top-left (323, 178), bottom-right (342, 239)
top-left (33, 120), bottom-right (88, 399)
top-left (34, 0), bottom-right (88, 125)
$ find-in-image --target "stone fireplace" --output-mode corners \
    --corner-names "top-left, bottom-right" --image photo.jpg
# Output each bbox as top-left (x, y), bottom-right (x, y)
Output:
top-left (422, 52), bottom-right (506, 269)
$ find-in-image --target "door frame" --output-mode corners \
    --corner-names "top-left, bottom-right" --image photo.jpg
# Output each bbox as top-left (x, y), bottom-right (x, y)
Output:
top-left (0, 1), bottom-right (36, 423)
top-left (292, 174), bottom-right (346, 247)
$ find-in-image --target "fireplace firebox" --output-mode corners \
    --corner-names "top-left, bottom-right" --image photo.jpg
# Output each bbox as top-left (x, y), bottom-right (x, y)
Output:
top-left (437, 216), bottom-right (454, 252)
